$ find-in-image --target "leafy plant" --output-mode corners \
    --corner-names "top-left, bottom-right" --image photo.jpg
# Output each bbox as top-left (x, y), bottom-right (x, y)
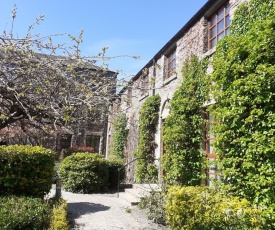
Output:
top-left (210, 0), bottom-right (275, 213)
top-left (49, 198), bottom-right (69, 230)
top-left (165, 186), bottom-right (265, 230)
top-left (58, 153), bottom-right (109, 193)
top-left (139, 190), bottom-right (167, 225)
top-left (162, 55), bottom-right (208, 186)
top-left (0, 195), bottom-right (51, 230)
top-left (135, 94), bottom-right (161, 183)
top-left (110, 112), bottom-right (127, 159)
top-left (0, 145), bottom-right (55, 197)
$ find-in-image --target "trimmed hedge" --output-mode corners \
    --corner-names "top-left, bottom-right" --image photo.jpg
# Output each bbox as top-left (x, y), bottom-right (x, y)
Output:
top-left (166, 186), bottom-right (265, 230)
top-left (58, 153), bottom-right (126, 193)
top-left (49, 198), bottom-right (69, 230)
top-left (0, 145), bottom-right (56, 197)
top-left (58, 153), bottom-right (109, 193)
top-left (0, 196), bottom-right (51, 229)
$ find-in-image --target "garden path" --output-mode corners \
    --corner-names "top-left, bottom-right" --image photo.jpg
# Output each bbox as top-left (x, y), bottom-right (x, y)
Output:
top-left (48, 185), bottom-right (168, 230)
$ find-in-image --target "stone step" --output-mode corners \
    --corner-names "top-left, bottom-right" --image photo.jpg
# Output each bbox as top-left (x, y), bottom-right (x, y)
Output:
top-left (124, 187), bottom-right (148, 199)
top-left (132, 183), bottom-right (161, 192)
top-left (119, 184), bottom-right (162, 206)
top-left (119, 192), bottom-right (140, 206)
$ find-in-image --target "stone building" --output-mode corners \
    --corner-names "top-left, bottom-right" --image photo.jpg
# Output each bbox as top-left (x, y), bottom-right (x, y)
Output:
top-left (0, 54), bottom-right (117, 156)
top-left (106, 0), bottom-right (248, 183)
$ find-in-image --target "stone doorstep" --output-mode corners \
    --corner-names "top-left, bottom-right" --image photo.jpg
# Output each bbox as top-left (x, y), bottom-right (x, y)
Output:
top-left (119, 184), bottom-right (161, 206)
top-left (119, 192), bottom-right (140, 206)
top-left (132, 183), bottom-right (161, 192)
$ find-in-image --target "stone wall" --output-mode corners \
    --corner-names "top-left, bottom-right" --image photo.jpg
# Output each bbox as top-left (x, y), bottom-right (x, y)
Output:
top-left (106, 0), bottom-right (249, 183)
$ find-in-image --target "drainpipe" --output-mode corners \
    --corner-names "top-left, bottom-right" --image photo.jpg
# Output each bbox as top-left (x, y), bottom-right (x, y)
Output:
top-left (152, 59), bottom-right (156, 96)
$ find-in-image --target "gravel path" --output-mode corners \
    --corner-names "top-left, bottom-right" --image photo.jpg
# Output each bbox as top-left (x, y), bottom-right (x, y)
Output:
top-left (48, 186), bottom-right (168, 230)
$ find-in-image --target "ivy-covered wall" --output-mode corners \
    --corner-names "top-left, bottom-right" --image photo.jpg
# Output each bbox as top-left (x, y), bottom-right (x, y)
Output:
top-left (210, 0), bottom-right (275, 209)
top-left (135, 94), bottom-right (161, 183)
top-left (109, 112), bottom-right (127, 160)
top-left (162, 55), bottom-right (209, 186)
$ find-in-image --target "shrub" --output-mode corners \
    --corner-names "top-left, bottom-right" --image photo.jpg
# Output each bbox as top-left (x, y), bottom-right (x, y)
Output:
top-left (0, 145), bottom-right (56, 197)
top-left (59, 146), bottom-right (94, 160)
top-left (139, 190), bottom-right (166, 225)
top-left (165, 186), bottom-right (265, 230)
top-left (106, 159), bottom-right (125, 190)
top-left (58, 153), bottom-right (109, 193)
top-left (0, 195), bottom-right (51, 229)
top-left (49, 198), bottom-right (69, 230)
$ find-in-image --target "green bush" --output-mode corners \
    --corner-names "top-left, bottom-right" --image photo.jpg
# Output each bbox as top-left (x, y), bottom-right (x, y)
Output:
top-left (0, 195), bottom-right (51, 229)
top-left (58, 153), bottom-right (109, 193)
top-left (165, 186), bottom-right (265, 230)
top-left (59, 146), bottom-right (94, 160)
top-left (0, 145), bottom-right (56, 197)
top-left (106, 159), bottom-right (125, 190)
top-left (49, 198), bottom-right (69, 230)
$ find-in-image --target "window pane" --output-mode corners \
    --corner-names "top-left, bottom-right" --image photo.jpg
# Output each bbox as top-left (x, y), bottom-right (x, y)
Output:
top-left (217, 9), bottom-right (224, 20)
top-left (226, 4), bottom-right (230, 14)
top-left (208, 3), bottom-right (231, 50)
top-left (217, 32), bottom-right (224, 41)
top-left (226, 28), bottom-right (230, 36)
top-left (211, 16), bottom-right (216, 26)
top-left (225, 15), bottom-right (231, 27)
top-left (172, 52), bottom-right (176, 59)
top-left (210, 39), bottom-right (216, 48)
top-left (172, 60), bottom-right (176, 68)
top-left (210, 26), bottom-right (216, 38)
top-left (217, 19), bottom-right (224, 33)
top-left (86, 135), bottom-right (100, 152)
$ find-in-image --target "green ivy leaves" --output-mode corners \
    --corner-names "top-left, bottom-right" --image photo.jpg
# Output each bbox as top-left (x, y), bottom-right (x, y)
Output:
top-left (135, 94), bottom-right (161, 183)
top-left (210, 0), bottom-right (275, 209)
top-left (110, 112), bottom-right (127, 159)
top-left (163, 55), bottom-right (208, 186)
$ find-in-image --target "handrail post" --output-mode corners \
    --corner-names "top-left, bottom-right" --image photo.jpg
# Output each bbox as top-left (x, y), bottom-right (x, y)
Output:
top-left (117, 157), bottom-right (157, 198)
top-left (117, 168), bottom-right (120, 198)
top-left (56, 178), bottom-right (61, 198)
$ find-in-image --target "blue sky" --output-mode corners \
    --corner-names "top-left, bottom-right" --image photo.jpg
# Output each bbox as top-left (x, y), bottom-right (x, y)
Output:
top-left (0, 0), bottom-right (207, 80)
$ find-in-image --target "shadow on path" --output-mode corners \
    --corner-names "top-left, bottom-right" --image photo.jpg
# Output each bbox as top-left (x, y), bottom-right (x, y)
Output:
top-left (68, 202), bottom-right (110, 218)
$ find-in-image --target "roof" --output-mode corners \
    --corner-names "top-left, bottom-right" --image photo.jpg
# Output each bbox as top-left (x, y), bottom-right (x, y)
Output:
top-left (119, 0), bottom-right (219, 95)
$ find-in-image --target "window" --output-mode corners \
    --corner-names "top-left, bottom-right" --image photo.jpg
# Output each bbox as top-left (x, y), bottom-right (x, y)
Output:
top-left (86, 135), bottom-right (100, 153)
top-left (165, 49), bottom-right (176, 79)
top-left (208, 3), bottom-right (230, 49)
top-left (202, 111), bottom-right (217, 187)
top-left (140, 74), bottom-right (149, 97)
top-left (60, 134), bottom-right (72, 150)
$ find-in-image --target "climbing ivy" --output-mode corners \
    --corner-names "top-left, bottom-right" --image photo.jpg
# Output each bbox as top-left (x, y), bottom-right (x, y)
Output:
top-left (163, 55), bottom-right (209, 186)
top-left (210, 0), bottom-right (275, 210)
top-left (110, 112), bottom-right (127, 160)
top-left (135, 94), bottom-right (161, 183)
